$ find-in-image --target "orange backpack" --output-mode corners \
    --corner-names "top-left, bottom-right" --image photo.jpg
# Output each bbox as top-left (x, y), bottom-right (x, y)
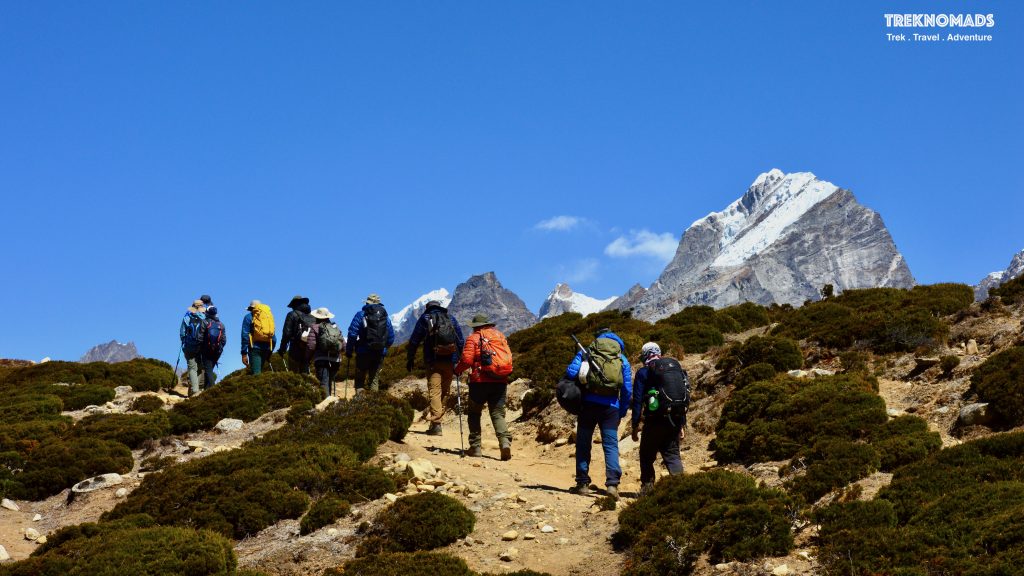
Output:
top-left (477, 327), bottom-right (513, 378)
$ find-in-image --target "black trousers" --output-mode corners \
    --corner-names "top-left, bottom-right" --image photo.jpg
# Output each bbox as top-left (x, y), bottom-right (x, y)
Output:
top-left (354, 353), bottom-right (384, 390)
top-left (639, 418), bottom-right (684, 483)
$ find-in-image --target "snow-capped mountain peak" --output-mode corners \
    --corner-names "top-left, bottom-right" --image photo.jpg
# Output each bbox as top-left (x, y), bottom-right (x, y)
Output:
top-left (696, 170), bottom-right (840, 268)
top-left (975, 248), bottom-right (1024, 300)
top-left (538, 283), bottom-right (616, 319)
top-left (391, 288), bottom-right (451, 342)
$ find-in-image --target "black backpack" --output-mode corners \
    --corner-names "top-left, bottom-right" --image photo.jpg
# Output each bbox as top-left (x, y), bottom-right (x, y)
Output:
top-left (292, 312), bottom-right (315, 347)
top-left (648, 357), bottom-right (690, 426)
top-left (362, 305), bottom-right (389, 351)
top-left (428, 310), bottom-right (458, 355)
top-left (203, 319), bottom-right (226, 361)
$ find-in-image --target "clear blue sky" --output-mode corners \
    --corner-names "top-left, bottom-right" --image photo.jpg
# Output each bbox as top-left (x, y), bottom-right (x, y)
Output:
top-left (2, 2), bottom-right (1020, 374)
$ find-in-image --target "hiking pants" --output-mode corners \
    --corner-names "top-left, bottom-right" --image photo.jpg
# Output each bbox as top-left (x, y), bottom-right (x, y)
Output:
top-left (427, 361), bottom-right (454, 423)
top-left (249, 347), bottom-right (271, 375)
top-left (354, 353), bottom-right (384, 391)
top-left (288, 348), bottom-right (310, 375)
top-left (576, 402), bottom-right (622, 487)
top-left (315, 360), bottom-right (340, 397)
top-left (466, 382), bottom-right (510, 450)
top-left (184, 349), bottom-right (202, 395)
top-left (638, 419), bottom-right (684, 484)
top-left (201, 356), bottom-right (219, 390)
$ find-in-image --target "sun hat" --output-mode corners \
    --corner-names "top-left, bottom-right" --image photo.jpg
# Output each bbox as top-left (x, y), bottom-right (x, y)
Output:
top-left (287, 295), bottom-right (310, 309)
top-left (188, 299), bottom-right (206, 313)
top-left (469, 314), bottom-right (496, 328)
top-left (247, 299), bottom-right (262, 311)
top-left (310, 307), bottom-right (335, 320)
top-left (365, 293), bottom-right (382, 305)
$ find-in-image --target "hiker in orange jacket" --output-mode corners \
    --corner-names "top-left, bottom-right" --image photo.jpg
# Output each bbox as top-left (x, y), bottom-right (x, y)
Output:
top-left (455, 314), bottom-right (513, 460)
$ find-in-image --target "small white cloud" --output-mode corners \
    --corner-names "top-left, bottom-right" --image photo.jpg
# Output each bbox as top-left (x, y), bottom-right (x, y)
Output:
top-left (535, 215), bottom-right (583, 232)
top-left (563, 258), bottom-right (600, 284)
top-left (604, 229), bottom-right (679, 262)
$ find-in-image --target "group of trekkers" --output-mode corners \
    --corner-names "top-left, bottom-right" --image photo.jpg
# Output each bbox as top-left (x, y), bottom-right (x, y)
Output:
top-left (179, 294), bottom-right (690, 499)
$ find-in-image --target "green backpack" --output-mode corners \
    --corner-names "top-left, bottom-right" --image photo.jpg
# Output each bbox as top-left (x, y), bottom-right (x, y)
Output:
top-left (585, 337), bottom-right (624, 396)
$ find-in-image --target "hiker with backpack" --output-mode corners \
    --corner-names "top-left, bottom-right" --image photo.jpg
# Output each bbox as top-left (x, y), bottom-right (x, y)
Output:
top-left (200, 306), bottom-right (226, 390)
top-left (454, 314), bottom-right (513, 460)
top-left (278, 295), bottom-right (314, 374)
top-left (179, 299), bottom-right (207, 396)
top-left (241, 299), bottom-right (277, 375)
top-left (565, 327), bottom-right (632, 499)
top-left (306, 307), bottom-right (345, 397)
top-left (406, 300), bottom-right (465, 435)
top-left (631, 342), bottom-right (689, 496)
top-left (346, 294), bottom-right (395, 391)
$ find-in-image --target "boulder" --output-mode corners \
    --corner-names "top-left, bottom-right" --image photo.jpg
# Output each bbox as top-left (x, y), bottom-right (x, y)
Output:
top-left (407, 458), bottom-right (436, 480)
top-left (0, 545), bottom-right (9, 561)
top-left (115, 488), bottom-right (129, 498)
top-left (787, 370), bottom-right (810, 378)
top-left (502, 530), bottom-right (519, 541)
top-left (186, 440), bottom-right (207, 452)
top-left (959, 403), bottom-right (994, 427)
top-left (1, 498), bottom-right (19, 512)
top-left (24, 528), bottom-right (40, 541)
top-left (500, 547), bottom-right (519, 562)
top-left (32, 514), bottom-right (42, 522)
top-left (214, 418), bottom-right (244, 433)
top-left (71, 473), bottom-right (123, 494)
top-left (772, 565), bottom-right (791, 576)
top-left (541, 525), bottom-right (556, 533)
top-left (966, 339), bottom-right (980, 355)
top-left (114, 385), bottom-right (133, 396)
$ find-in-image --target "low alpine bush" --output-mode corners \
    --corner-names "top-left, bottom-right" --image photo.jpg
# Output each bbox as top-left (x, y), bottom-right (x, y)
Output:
top-left (968, 345), bottom-right (1024, 429)
top-left (358, 492), bottom-right (475, 555)
top-left (48, 383), bottom-right (116, 411)
top-left (129, 394), bottom-right (165, 413)
top-left (300, 496), bottom-right (351, 535)
top-left (716, 336), bottom-right (803, 383)
top-left (616, 470), bottom-right (794, 568)
top-left (72, 411), bottom-right (172, 449)
top-left (990, 273), bottom-right (1024, 305)
top-left (168, 372), bottom-right (323, 434)
top-left (327, 552), bottom-right (476, 576)
top-left (11, 437), bottom-right (133, 501)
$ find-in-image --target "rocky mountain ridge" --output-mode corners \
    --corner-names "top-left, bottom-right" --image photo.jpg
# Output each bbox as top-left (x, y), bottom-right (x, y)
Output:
top-left (80, 341), bottom-right (139, 363)
top-left (975, 248), bottom-right (1024, 301)
top-left (447, 272), bottom-right (537, 335)
top-left (537, 283), bottom-right (615, 320)
top-left (612, 169), bottom-right (916, 321)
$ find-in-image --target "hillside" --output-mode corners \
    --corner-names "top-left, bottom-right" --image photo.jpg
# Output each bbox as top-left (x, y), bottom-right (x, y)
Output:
top-left (1, 279), bottom-right (1023, 575)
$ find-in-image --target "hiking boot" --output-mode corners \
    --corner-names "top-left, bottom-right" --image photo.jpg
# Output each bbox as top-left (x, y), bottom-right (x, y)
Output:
top-left (569, 483), bottom-right (593, 496)
top-left (427, 423), bottom-right (443, 436)
top-left (466, 446), bottom-right (483, 457)
top-left (606, 485), bottom-right (619, 500)
top-left (500, 446), bottom-right (512, 461)
top-left (639, 482), bottom-right (655, 497)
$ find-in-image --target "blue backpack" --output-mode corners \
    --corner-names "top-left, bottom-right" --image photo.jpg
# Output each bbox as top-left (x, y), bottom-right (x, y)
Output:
top-left (204, 319), bottom-right (226, 361)
top-left (182, 313), bottom-right (206, 352)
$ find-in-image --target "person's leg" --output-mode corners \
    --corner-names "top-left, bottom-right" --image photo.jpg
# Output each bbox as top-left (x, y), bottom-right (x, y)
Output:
top-left (202, 357), bottom-right (217, 390)
top-left (367, 355), bottom-right (384, 391)
top-left (315, 361), bottom-right (330, 397)
top-left (427, 365), bottom-right (443, 423)
top-left (660, 423), bottom-right (684, 476)
top-left (598, 405), bottom-right (623, 488)
top-left (439, 361), bottom-right (453, 417)
top-left (575, 403), bottom-right (598, 487)
top-left (290, 349), bottom-right (309, 375)
top-left (185, 351), bottom-right (201, 395)
top-left (353, 354), bottom-right (368, 389)
top-left (466, 383), bottom-right (486, 453)
top-left (638, 420), bottom-right (661, 485)
top-left (487, 383), bottom-right (511, 451)
top-left (250, 348), bottom-right (263, 375)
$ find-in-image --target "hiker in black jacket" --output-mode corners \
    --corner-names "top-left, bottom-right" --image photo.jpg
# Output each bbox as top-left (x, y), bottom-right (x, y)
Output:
top-left (279, 295), bottom-right (314, 374)
top-left (406, 301), bottom-right (465, 435)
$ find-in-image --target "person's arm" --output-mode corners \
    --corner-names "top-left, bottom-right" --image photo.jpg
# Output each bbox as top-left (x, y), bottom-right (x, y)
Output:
top-left (565, 351), bottom-right (584, 379)
top-left (454, 319), bottom-right (465, 358)
top-left (386, 316), bottom-right (396, 348)
top-left (279, 312), bottom-right (294, 354)
top-left (179, 315), bottom-right (187, 344)
top-left (619, 356), bottom-right (632, 419)
top-left (346, 311), bottom-right (362, 357)
top-left (240, 314), bottom-right (252, 361)
top-left (454, 333), bottom-right (478, 375)
top-left (631, 368), bottom-right (646, 429)
top-left (406, 316), bottom-right (427, 371)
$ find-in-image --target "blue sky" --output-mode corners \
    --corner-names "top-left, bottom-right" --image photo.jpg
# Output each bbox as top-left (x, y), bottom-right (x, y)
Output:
top-left (1, 2), bottom-right (1020, 373)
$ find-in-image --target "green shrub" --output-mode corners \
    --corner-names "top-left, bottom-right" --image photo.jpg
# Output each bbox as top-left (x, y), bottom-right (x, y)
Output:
top-left (816, 432), bottom-right (1024, 575)
top-left (869, 415), bottom-right (941, 471)
top-left (130, 394), bottom-right (165, 413)
top-left (786, 439), bottom-right (880, 503)
top-left (939, 354), bottom-right (961, 375)
top-left (300, 496), bottom-right (351, 535)
top-left (0, 515), bottom-right (237, 576)
top-left (720, 302), bottom-right (772, 331)
top-left (732, 363), bottom-right (776, 390)
top-left (328, 552), bottom-right (475, 576)
top-left (622, 518), bottom-right (697, 576)
top-left (838, 350), bottom-right (869, 373)
top-left (716, 336), bottom-right (803, 382)
top-left (615, 470), bottom-right (793, 565)
top-left (48, 383), bottom-right (116, 411)
top-left (969, 346), bottom-right (1024, 429)
top-left (12, 437), bottom-right (133, 501)
top-left (990, 274), bottom-right (1024, 305)
top-left (359, 492), bottom-right (475, 555)
top-left (0, 395), bottom-right (64, 422)
top-left (657, 305), bottom-right (741, 333)
top-left (72, 412), bottom-right (172, 449)
top-left (168, 372), bottom-right (322, 434)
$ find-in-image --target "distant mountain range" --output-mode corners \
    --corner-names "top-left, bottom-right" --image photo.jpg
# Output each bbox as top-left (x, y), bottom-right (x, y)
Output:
top-left (80, 340), bottom-right (139, 363)
top-left (975, 248), bottom-right (1024, 300)
top-left (538, 283), bottom-right (615, 320)
top-left (611, 169), bottom-right (915, 320)
top-left (391, 288), bottom-right (451, 342)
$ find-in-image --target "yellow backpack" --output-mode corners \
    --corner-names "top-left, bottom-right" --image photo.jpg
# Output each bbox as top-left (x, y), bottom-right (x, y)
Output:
top-left (250, 304), bottom-right (275, 344)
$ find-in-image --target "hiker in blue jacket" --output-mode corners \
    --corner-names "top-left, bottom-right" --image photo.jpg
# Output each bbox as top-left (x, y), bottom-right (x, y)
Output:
top-left (179, 299), bottom-right (207, 396)
top-left (346, 293), bottom-right (395, 391)
top-left (565, 327), bottom-right (632, 499)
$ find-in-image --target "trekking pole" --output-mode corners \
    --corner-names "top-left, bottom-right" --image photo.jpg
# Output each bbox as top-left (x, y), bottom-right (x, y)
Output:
top-left (171, 345), bottom-right (182, 390)
top-left (454, 371), bottom-right (466, 457)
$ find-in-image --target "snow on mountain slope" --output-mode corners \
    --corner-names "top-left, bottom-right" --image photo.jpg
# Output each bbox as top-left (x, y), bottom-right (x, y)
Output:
top-left (392, 288), bottom-right (451, 343)
top-left (975, 248), bottom-right (1024, 300)
top-left (538, 283), bottom-right (616, 319)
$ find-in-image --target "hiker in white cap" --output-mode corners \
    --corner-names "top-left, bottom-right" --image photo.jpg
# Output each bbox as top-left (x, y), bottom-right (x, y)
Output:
top-left (307, 307), bottom-right (345, 397)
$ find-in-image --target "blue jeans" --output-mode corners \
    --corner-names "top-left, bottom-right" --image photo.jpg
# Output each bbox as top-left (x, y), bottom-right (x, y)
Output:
top-left (575, 402), bottom-right (622, 487)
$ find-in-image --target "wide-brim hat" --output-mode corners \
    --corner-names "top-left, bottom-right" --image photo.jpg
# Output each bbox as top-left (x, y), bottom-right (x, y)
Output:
top-left (247, 299), bottom-right (262, 311)
top-left (469, 314), bottom-right (495, 328)
top-left (310, 307), bottom-right (335, 320)
top-left (365, 293), bottom-right (382, 305)
top-left (287, 295), bottom-right (310, 309)
top-left (188, 299), bottom-right (206, 313)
